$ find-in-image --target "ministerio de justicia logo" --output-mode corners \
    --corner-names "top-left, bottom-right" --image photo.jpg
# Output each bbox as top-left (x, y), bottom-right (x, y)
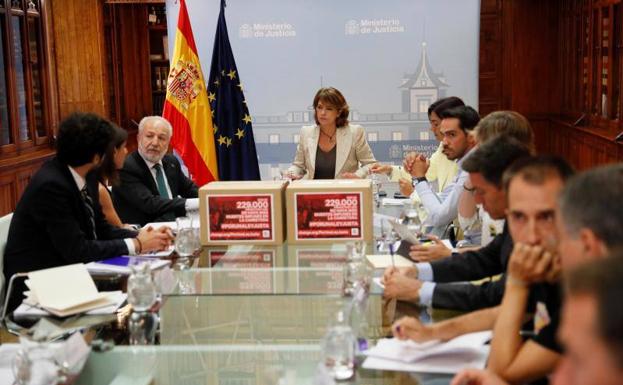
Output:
top-left (345, 18), bottom-right (405, 35)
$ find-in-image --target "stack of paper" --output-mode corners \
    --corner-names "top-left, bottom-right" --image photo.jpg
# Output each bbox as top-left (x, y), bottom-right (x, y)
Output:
top-left (366, 254), bottom-right (415, 269)
top-left (23, 264), bottom-right (122, 317)
top-left (86, 256), bottom-right (171, 274)
top-left (382, 198), bottom-right (408, 206)
top-left (16, 291), bottom-right (127, 318)
top-left (363, 331), bottom-right (492, 374)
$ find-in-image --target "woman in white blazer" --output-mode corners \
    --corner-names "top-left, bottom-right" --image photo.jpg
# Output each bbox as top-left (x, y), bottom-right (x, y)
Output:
top-left (287, 87), bottom-right (377, 179)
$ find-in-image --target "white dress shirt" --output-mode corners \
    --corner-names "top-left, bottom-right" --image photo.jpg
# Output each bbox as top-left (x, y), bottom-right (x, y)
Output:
top-left (67, 166), bottom-right (136, 255)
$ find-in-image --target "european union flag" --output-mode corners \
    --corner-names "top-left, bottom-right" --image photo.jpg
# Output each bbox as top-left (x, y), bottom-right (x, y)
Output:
top-left (207, 0), bottom-right (260, 181)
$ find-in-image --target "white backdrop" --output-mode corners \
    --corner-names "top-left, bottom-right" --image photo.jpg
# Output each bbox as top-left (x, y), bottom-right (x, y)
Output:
top-left (166, 0), bottom-right (480, 179)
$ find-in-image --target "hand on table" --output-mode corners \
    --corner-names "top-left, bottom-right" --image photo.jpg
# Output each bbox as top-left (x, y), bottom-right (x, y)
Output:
top-left (136, 226), bottom-right (174, 253)
top-left (392, 316), bottom-right (435, 342)
top-left (451, 369), bottom-right (509, 385)
top-left (339, 172), bottom-right (361, 179)
top-left (383, 266), bottom-right (418, 282)
top-left (369, 163), bottom-right (393, 175)
top-left (382, 269), bottom-right (422, 302)
top-left (409, 235), bottom-right (452, 262)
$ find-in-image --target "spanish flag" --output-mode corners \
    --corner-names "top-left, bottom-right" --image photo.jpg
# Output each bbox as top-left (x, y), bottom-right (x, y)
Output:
top-left (163, 0), bottom-right (218, 186)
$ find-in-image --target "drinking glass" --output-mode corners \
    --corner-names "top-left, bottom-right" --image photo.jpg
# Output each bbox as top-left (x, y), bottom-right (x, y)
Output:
top-left (127, 263), bottom-right (157, 312)
top-left (11, 338), bottom-right (68, 385)
top-left (175, 216), bottom-right (199, 258)
top-left (377, 220), bottom-right (398, 254)
top-left (369, 173), bottom-right (381, 207)
top-left (176, 216), bottom-right (193, 232)
top-left (402, 200), bottom-right (421, 234)
top-left (128, 311), bottom-right (159, 345)
top-left (321, 313), bottom-right (356, 381)
top-left (345, 241), bottom-right (366, 262)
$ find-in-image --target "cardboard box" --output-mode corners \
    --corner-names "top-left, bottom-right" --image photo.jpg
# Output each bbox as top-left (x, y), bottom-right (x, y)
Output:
top-left (285, 179), bottom-right (373, 244)
top-left (199, 180), bottom-right (287, 245)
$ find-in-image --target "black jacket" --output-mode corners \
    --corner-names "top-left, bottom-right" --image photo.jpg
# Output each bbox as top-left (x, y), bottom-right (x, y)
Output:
top-left (431, 223), bottom-right (513, 310)
top-left (4, 158), bottom-right (135, 309)
top-left (112, 152), bottom-right (198, 225)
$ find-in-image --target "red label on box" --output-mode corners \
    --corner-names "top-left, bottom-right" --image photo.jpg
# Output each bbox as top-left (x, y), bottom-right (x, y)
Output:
top-left (207, 194), bottom-right (274, 241)
top-left (296, 249), bottom-right (345, 294)
top-left (209, 250), bottom-right (274, 293)
top-left (294, 192), bottom-right (363, 240)
top-left (209, 250), bottom-right (274, 268)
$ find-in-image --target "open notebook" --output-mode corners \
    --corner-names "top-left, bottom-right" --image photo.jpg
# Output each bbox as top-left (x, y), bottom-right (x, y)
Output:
top-left (23, 264), bottom-right (120, 317)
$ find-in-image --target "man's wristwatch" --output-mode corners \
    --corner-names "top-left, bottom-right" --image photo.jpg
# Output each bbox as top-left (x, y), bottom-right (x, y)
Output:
top-left (411, 176), bottom-right (427, 187)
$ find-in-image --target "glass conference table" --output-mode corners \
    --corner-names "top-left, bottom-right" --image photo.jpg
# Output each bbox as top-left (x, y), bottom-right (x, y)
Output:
top-left (16, 182), bottom-right (458, 384)
top-left (75, 242), bottom-right (456, 385)
top-left (77, 236), bottom-right (460, 384)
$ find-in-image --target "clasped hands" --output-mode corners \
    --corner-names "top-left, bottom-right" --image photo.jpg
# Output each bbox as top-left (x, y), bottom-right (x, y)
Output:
top-left (382, 266), bottom-right (421, 302)
top-left (507, 242), bottom-right (561, 286)
top-left (136, 226), bottom-right (175, 253)
top-left (403, 152), bottom-right (430, 178)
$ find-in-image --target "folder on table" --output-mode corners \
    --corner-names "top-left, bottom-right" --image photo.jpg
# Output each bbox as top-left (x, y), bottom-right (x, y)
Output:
top-left (86, 256), bottom-right (170, 274)
top-left (24, 264), bottom-right (119, 317)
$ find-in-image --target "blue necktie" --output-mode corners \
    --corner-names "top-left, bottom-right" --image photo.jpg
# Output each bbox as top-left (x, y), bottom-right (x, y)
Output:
top-left (154, 164), bottom-right (170, 198)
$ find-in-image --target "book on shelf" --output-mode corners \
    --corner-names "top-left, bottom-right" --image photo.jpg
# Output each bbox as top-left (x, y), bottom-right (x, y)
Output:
top-left (163, 35), bottom-right (169, 60)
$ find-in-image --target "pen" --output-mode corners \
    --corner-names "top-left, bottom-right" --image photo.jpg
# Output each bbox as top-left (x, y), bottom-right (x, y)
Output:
top-left (389, 240), bottom-right (395, 267)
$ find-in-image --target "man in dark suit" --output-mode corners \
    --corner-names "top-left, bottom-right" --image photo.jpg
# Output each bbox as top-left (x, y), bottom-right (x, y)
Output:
top-left (383, 136), bottom-right (536, 310)
top-left (4, 112), bottom-right (172, 310)
top-left (390, 155), bottom-right (574, 350)
top-left (112, 116), bottom-right (198, 226)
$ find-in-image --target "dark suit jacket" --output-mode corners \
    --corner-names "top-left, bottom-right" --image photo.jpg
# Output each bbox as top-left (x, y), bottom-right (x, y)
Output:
top-left (430, 223), bottom-right (513, 310)
top-left (4, 158), bottom-right (136, 310)
top-left (112, 152), bottom-right (198, 225)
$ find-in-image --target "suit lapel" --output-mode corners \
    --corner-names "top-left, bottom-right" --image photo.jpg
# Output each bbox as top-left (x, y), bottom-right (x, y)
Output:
top-left (56, 159), bottom-right (92, 236)
top-left (334, 126), bottom-right (352, 177)
top-left (307, 127), bottom-right (320, 177)
top-left (162, 156), bottom-right (177, 197)
top-left (134, 152), bottom-right (159, 194)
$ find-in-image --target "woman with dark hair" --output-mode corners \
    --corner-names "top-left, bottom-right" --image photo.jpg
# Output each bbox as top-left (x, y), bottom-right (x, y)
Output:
top-left (96, 124), bottom-right (130, 228)
top-left (371, 96), bottom-right (464, 196)
top-left (286, 87), bottom-right (377, 179)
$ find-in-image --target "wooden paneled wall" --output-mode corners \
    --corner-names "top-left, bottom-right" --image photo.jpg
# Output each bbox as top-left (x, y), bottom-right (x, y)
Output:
top-left (0, 0), bottom-right (112, 215)
top-left (50, 0), bottom-right (108, 118)
top-left (479, 0), bottom-right (559, 117)
top-left (479, 0), bottom-right (623, 170)
top-left (113, 5), bottom-right (153, 131)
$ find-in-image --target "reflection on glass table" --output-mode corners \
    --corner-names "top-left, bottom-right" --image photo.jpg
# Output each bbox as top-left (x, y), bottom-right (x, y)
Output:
top-left (74, 345), bottom-right (454, 385)
top-left (163, 243), bottom-right (363, 295)
top-left (158, 294), bottom-right (392, 346)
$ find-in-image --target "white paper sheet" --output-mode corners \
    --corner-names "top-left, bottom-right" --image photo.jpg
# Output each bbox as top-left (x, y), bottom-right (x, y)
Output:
top-left (364, 331), bottom-right (492, 363)
top-left (14, 291), bottom-right (127, 318)
top-left (382, 198), bottom-right (408, 206)
top-left (362, 345), bottom-right (490, 374)
top-left (366, 254), bottom-right (414, 269)
top-left (27, 264), bottom-right (103, 312)
top-left (373, 277), bottom-right (385, 289)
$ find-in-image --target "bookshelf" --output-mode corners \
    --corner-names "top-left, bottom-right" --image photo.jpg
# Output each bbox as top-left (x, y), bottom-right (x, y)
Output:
top-left (148, 5), bottom-right (169, 115)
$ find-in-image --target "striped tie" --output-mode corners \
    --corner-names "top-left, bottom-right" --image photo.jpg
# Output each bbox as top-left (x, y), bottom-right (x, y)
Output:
top-left (80, 186), bottom-right (97, 240)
